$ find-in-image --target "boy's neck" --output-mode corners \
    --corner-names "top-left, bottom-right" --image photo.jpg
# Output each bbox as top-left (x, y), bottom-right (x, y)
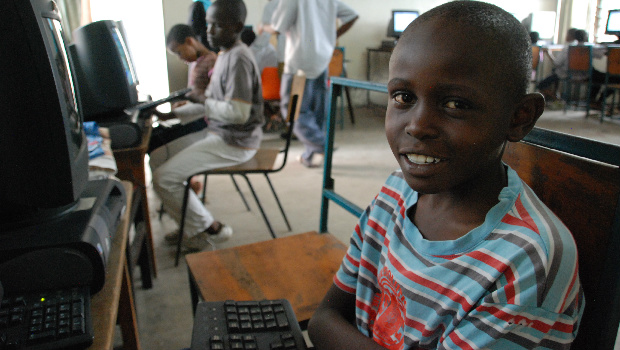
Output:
top-left (411, 164), bottom-right (508, 241)
top-left (218, 39), bottom-right (239, 52)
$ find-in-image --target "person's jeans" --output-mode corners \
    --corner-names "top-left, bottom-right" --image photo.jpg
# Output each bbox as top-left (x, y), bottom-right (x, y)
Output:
top-left (280, 70), bottom-right (328, 161)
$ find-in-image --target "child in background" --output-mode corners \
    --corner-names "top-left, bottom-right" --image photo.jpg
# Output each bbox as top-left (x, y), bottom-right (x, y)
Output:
top-left (152, 0), bottom-right (263, 251)
top-left (148, 24), bottom-right (217, 153)
top-left (307, 1), bottom-right (583, 349)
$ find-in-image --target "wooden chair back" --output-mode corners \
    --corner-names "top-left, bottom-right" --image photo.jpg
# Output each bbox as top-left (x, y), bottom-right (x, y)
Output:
top-left (261, 66), bottom-right (281, 101)
top-left (607, 47), bottom-right (620, 77)
top-left (502, 127), bottom-right (620, 349)
top-left (328, 47), bottom-right (345, 77)
top-left (567, 45), bottom-right (592, 73)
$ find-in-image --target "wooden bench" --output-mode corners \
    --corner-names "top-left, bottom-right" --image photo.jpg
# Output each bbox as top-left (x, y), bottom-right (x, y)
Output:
top-left (503, 127), bottom-right (620, 349)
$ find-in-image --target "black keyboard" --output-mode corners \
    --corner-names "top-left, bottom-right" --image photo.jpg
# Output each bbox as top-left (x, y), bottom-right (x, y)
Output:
top-left (191, 300), bottom-right (307, 350)
top-left (0, 287), bottom-right (93, 350)
top-left (127, 87), bottom-right (192, 113)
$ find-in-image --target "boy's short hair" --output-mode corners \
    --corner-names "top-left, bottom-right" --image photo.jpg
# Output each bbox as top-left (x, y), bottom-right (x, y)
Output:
top-left (240, 27), bottom-right (256, 46)
top-left (211, 0), bottom-right (247, 23)
top-left (575, 29), bottom-right (588, 42)
top-left (404, 1), bottom-right (532, 98)
top-left (166, 24), bottom-right (195, 46)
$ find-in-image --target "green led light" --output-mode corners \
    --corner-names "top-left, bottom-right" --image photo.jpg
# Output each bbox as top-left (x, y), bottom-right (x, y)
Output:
top-left (41, 297), bottom-right (45, 302)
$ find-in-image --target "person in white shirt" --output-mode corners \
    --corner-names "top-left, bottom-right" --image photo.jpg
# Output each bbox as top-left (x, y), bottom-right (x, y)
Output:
top-left (264, 0), bottom-right (358, 167)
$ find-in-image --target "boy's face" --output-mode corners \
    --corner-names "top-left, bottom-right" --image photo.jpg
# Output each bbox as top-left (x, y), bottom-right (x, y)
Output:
top-left (167, 38), bottom-right (198, 63)
top-left (385, 18), bottom-right (518, 195)
top-left (206, 5), bottom-right (242, 50)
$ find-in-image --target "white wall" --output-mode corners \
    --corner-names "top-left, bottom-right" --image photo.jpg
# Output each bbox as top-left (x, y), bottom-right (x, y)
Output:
top-left (90, 0), bottom-right (169, 101)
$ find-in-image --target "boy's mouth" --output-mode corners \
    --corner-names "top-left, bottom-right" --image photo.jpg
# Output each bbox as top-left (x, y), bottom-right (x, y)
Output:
top-left (405, 153), bottom-right (442, 164)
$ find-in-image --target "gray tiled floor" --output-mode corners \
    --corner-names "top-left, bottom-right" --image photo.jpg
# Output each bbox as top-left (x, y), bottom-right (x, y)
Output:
top-left (121, 105), bottom-right (620, 350)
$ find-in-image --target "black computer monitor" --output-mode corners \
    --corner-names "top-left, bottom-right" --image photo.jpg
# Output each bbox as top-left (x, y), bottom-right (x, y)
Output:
top-left (605, 9), bottom-right (620, 36)
top-left (1, 0), bottom-right (89, 224)
top-left (387, 10), bottom-right (419, 39)
top-left (70, 20), bottom-right (139, 120)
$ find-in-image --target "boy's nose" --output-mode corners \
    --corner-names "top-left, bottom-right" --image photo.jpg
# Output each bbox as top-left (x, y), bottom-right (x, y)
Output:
top-left (404, 104), bottom-right (439, 140)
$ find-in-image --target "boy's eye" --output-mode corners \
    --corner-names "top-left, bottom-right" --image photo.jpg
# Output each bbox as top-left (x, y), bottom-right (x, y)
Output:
top-left (444, 100), bottom-right (471, 110)
top-left (393, 92), bottom-right (415, 105)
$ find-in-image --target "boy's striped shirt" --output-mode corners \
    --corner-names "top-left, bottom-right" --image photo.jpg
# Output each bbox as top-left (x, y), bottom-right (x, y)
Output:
top-left (334, 167), bottom-right (584, 349)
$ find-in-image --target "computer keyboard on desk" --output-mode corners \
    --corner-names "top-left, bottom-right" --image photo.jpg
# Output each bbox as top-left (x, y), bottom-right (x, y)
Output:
top-left (191, 300), bottom-right (307, 350)
top-left (0, 287), bottom-right (93, 350)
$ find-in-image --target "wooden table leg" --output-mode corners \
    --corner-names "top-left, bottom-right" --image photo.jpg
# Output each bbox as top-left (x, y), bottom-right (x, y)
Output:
top-left (118, 262), bottom-right (141, 350)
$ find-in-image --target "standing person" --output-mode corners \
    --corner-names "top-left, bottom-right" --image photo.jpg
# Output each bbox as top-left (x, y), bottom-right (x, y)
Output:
top-left (307, 1), bottom-right (583, 349)
top-left (152, 0), bottom-right (263, 251)
top-left (264, 0), bottom-right (358, 168)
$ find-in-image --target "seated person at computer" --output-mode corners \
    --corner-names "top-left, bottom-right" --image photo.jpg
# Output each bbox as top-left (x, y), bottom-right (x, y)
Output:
top-left (148, 24), bottom-right (217, 153)
top-left (149, 24), bottom-right (217, 195)
top-left (152, 0), bottom-right (264, 250)
top-left (307, 2), bottom-right (583, 349)
top-left (536, 28), bottom-right (580, 106)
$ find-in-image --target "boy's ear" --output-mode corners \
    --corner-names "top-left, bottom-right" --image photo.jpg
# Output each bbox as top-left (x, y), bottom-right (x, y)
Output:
top-left (234, 22), bottom-right (245, 35)
top-left (507, 92), bottom-right (545, 142)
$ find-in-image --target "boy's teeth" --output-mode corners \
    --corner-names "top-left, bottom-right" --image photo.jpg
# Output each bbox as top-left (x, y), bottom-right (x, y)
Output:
top-left (406, 153), bottom-right (441, 164)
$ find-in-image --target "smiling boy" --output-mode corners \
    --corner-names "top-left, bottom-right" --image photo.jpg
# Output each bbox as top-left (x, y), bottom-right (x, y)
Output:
top-left (307, 1), bottom-right (583, 349)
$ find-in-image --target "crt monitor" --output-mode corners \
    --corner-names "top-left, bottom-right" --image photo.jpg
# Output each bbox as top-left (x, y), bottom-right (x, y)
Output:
top-left (387, 10), bottom-right (419, 39)
top-left (70, 20), bottom-right (139, 121)
top-left (1, 0), bottom-right (89, 224)
top-left (606, 9), bottom-right (620, 36)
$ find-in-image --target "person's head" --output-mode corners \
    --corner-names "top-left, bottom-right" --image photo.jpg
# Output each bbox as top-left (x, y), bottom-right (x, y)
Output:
top-left (240, 27), bottom-right (256, 47)
top-left (529, 31), bottom-right (540, 44)
top-left (574, 29), bottom-right (588, 43)
top-left (166, 24), bottom-right (204, 63)
top-left (206, 0), bottom-right (247, 50)
top-left (566, 28), bottom-right (578, 43)
top-left (386, 0), bottom-right (544, 195)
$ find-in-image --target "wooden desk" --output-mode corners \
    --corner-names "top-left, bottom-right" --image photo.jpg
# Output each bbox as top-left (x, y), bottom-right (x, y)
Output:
top-left (112, 116), bottom-right (157, 287)
top-left (185, 231), bottom-right (347, 326)
top-left (89, 181), bottom-right (140, 350)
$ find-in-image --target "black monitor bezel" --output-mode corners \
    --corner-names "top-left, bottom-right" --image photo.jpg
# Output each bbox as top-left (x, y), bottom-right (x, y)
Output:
top-left (605, 9), bottom-right (620, 36)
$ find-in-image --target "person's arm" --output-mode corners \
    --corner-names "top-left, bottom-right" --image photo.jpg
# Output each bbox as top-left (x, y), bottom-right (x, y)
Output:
top-left (186, 54), bottom-right (254, 125)
top-left (337, 16), bottom-right (358, 38)
top-left (307, 285), bottom-right (387, 350)
top-left (261, 24), bottom-right (279, 35)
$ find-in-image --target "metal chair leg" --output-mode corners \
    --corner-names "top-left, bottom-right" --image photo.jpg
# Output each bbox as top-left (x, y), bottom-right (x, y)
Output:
top-left (175, 181), bottom-right (192, 266)
top-left (230, 175), bottom-right (251, 211)
top-left (264, 174), bottom-right (291, 231)
top-left (240, 174), bottom-right (276, 239)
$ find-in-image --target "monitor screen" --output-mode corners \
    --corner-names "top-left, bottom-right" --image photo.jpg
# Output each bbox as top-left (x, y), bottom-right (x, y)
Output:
top-left (606, 9), bottom-right (620, 35)
top-left (389, 10), bottom-right (419, 39)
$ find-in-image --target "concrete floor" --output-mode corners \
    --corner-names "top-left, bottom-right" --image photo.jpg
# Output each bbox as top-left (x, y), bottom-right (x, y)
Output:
top-left (119, 105), bottom-right (620, 350)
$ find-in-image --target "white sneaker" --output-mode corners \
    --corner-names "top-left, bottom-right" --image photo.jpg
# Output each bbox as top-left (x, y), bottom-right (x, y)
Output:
top-left (182, 224), bottom-right (233, 251)
top-left (206, 224), bottom-right (233, 243)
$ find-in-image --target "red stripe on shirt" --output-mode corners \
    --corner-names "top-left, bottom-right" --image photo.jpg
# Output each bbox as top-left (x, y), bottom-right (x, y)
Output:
top-left (387, 252), bottom-right (473, 311)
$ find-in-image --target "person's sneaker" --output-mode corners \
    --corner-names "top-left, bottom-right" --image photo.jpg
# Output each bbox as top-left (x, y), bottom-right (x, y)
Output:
top-left (183, 231), bottom-right (212, 252)
top-left (297, 154), bottom-right (318, 168)
top-left (164, 230), bottom-right (187, 246)
top-left (206, 224), bottom-right (233, 243)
